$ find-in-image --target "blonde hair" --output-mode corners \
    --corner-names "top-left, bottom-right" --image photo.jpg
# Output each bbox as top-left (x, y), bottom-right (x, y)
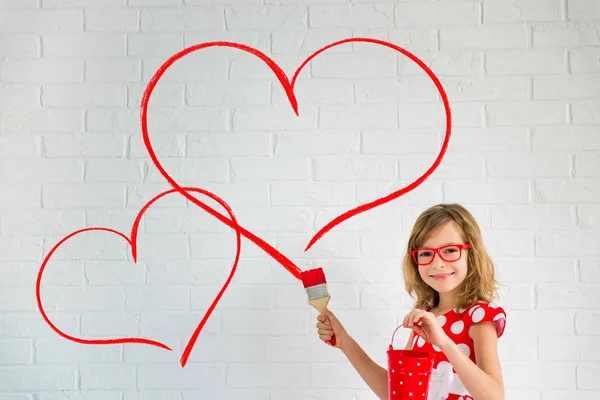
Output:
top-left (402, 203), bottom-right (500, 313)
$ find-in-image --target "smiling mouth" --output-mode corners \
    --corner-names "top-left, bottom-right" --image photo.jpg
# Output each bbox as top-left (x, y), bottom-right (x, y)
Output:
top-left (430, 273), bottom-right (454, 279)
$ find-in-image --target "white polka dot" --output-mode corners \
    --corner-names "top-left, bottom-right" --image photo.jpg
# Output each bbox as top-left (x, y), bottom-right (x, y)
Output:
top-left (451, 320), bottom-right (464, 334)
top-left (472, 307), bottom-right (485, 323)
top-left (489, 301), bottom-right (499, 309)
top-left (409, 393), bottom-right (412, 396)
top-left (494, 313), bottom-right (505, 321)
top-left (468, 305), bottom-right (479, 317)
top-left (433, 344), bottom-right (441, 352)
top-left (437, 315), bottom-right (446, 327)
top-left (458, 343), bottom-right (470, 357)
top-left (417, 336), bottom-right (425, 347)
top-left (417, 362), bottom-right (420, 366)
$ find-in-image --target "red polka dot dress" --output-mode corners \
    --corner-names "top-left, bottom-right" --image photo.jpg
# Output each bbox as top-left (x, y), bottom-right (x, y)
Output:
top-left (410, 301), bottom-right (507, 400)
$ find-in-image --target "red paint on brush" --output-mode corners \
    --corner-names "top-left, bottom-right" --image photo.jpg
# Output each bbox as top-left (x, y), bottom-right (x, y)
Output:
top-left (301, 267), bottom-right (326, 288)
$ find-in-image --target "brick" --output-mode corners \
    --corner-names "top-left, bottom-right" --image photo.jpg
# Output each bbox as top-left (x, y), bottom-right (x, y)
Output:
top-left (537, 284), bottom-right (600, 308)
top-left (230, 157), bottom-right (310, 182)
top-left (571, 99), bottom-right (600, 125)
top-left (1, 60), bottom-right (83, 82)
top-left (357, 179), bottom-right (444, 205)
top-left (276, 232), bottom-right (360, 259)
top-left (44, 134), bottom-right (125, 158)
top-left (0, 339), bottom-right (32, 364)
top-left (486, 101), bottom-right (566, 126)
top-left (320, 105), bottom-right (397, 129)
top-left (0, 133), bottom-right (42, 157)
top-left (42, 183), bottom-right (125, 209)
top-left (141, 8), bottom-right (224, 31)
top-left (445, 179), bottom-right (529, 204)
top-left (42, 83), bottom-right (126, 107)
top-left (1, 209), bottom-right (84, 235)
top-left (142, 55), bottom-right (226, 83)
top-left (271, 182), bottom-right (355, 206)
top-left (486, 49), bottom-right (566, 74)
top-left (575, 311), bottom-right (600, 334)
top-left (193, 285), bottom-right (274, 310)
top-left (574, 154), bottom-right (600, 177)
top-left (308, 4), bottom-right (393, 28)
top-left (0, 83), bottom-right (38, 107)
top-left (578, 365), bottom-right (600, 390)
top-left (495, 257), bottom-right (576, 283)
top-left (395, 2), bottom-right (479, 26)
top-left (532, 127), bottom-right (600, 151)
top-left (86, 108), bottom-right (136, 133)
top-left (503, 362), bottom-right (575, 389)
top-left (445, 127), bottom-right (529, 153)
top-left (126, 287), bottom-right (188, 310)
top-left (80, 364), bottom-right (135, 389)
top-left (128, 33), bottom-right (182, 57)
top-left (534, 178), bottom-right (600, 202)
top-left (34, 339), bottom-right (120, 364)
top-left (131, 82), bottom-right (185, 107)
top-left (274, 79), bottom-right (354, 106)
top-left (0, 184), bottom-right (40, 209)
top-left (509, 311), bottom-right (574, 335)
top-left (187, 132), bottom-right (270, 157)
top-left (0, 366), bottom-right (76, 390)
top-left (129, 134), bottom-right (183, 159)
top-left (1, 10), bottom-right (83, 33)
top-left (535, 230), bottom-right (600, 256)
top-left (578, 205), bottom-right (600, 229)
top-left (0, 34), bottom-right (39, 58)
top-left (540, 336), bottom-right (600, 361)
top-left (85, 58), bottom-right (141, 82)
top-left (310, 53), bottom-right (396, 78)
top-left (441, 25), bottom-right (528, 50)
top-left (314, 156), bottom-right (398, 182)
top-left (483, 0), bottom-right (562, 22)
top-left (401, 50), bottom-right (485, 76)
top-left (355, 78), bottom-right (438, 103)
top-left (533, 74), bottom-right (600, 99)
top-left (42, 0), bottom-right (125, 5)
top-left (491, 204), bottom-right (576, 230)
top-left (221, 310), bottom-right (308, 335)
top-left (275, 130), bottom-right (359, 156)
top-left (440, 76), bottom-right (529, 102)
top-left (187, 81), bottom-right (271, 106)
top-left (42, 33), bottom-right (126, 57)
top-left (568, 0), bottom-right (600, 20)
top-left (0, 237), bottom-right (42, 261)
top-left (85, 9), bottom-right (139, 32)
top-left (486, 153), bottom-right (570, 178)
top-left (532, 22), bottom-right (600, 48)
top-left (226, 6), bottom-right (306, 30)
top-left (146, 158), bottom-right (228, 184)
top-left (233, 105), bottom-right (317, 131)
top-left (570, 48), bottom-right (600, 73)
top-left (85, 159), bottom-right (144, 183)
top-left (400, 103), bottom-right (482, 128)
top-left (271, 28), bottom-right (353, 55)
top-left (227, 364), bottom-right (309, 388)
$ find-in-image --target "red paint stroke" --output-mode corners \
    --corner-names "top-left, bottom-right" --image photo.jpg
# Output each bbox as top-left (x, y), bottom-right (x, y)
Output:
top-left (140, 38), bottom-right (451, 258)
top-left (36, 187), bottom-right (242, 367)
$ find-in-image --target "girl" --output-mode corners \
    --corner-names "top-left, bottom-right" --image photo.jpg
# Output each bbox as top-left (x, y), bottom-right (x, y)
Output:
top-left (316, 203), bottom-right (506, 400)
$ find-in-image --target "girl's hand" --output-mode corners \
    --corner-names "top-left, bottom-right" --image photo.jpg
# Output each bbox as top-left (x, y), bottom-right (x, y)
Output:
top-left (316, 309), bottom-right (350, 350)
top-left (402, 308), bottom-right (450, 349)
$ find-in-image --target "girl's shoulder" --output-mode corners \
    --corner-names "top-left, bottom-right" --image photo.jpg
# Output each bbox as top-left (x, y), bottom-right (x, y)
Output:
top-left (459, 300), bottom-right (507, 338)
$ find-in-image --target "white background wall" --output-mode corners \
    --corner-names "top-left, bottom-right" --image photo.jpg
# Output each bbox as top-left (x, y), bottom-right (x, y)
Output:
top-left (1, 0), bottom-right (599, 399)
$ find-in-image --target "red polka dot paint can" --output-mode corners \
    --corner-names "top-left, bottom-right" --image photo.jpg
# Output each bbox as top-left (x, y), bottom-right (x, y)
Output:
top-left (387, 324), bottom-right (435, 400)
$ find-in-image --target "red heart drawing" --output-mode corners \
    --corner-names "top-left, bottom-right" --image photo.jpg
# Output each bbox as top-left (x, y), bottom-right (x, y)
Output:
top-left (36, 187), bottom-right (242, 367)
top-left (141, 37), bottom-right (451, 267)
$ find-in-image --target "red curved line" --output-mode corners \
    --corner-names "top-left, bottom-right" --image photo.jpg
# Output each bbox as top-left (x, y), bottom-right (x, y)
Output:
top-left (141, 41), bottom-right (302, 280)
top-left (303, 38), bottom-right (453, 251)
top-left (35, 228), bottom-right (169, 349)
top-left (176, 187), bottom-right (241, 367)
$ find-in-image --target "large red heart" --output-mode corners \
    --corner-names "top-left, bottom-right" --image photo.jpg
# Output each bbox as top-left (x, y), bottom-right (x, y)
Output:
top-left (36, 187), bottom-right (242, 367)
top-left (141, 37), bottom-right (451, 271)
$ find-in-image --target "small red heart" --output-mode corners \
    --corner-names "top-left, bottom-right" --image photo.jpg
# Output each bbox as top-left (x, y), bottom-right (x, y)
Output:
top-left (36, 187), bottom-right (242, 367)
top-left (141, 37), bottom-right (451, 265)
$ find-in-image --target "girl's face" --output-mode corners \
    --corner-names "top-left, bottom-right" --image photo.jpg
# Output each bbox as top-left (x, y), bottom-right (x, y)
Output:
top-left (415, 221), bottom-right (469, 295)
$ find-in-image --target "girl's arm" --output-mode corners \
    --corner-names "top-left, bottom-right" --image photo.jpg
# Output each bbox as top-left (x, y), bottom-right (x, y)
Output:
top-left (340, 337), bottom-right (389, 400)
top-left (439, 321), bottom-right (505, 400)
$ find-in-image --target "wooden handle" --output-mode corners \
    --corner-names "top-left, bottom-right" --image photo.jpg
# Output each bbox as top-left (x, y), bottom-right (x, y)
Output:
top-left (308, 296), bottom-right (336, 346)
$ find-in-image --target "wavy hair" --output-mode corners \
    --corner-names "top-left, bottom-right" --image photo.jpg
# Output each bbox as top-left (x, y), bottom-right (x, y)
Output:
top-left (402, 203), bottom-right (501, 314)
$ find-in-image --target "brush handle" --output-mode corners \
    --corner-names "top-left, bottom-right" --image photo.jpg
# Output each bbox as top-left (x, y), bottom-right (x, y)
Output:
top-left (308, 296), bottom-right (336, 347)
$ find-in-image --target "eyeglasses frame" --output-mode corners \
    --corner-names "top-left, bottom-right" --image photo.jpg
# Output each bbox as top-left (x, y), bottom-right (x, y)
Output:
top-left (411, 243), bottom-right (471, 266)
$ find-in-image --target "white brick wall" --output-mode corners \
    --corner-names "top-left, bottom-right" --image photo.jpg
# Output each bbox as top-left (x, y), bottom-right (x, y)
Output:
top-left (0, 0), bottom-right (598, 399)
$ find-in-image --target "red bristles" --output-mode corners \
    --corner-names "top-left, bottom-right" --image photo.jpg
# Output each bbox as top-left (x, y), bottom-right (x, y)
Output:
top-left (300, 267), bottom-right (326, 288)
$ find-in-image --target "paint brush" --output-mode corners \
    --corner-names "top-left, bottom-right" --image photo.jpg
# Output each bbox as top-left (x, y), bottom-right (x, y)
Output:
top-left (301, 267), bottom-right (336, 346)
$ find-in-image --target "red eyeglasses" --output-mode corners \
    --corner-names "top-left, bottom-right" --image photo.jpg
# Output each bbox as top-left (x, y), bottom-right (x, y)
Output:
top-left (411, 243), bottom-right (471, 266)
